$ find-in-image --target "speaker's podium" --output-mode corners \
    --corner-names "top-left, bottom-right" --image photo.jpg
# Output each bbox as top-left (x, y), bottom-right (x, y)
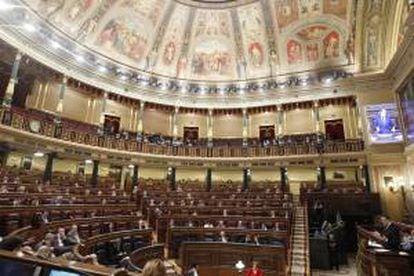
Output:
top-left (179, 241), bottom-right (287, 276)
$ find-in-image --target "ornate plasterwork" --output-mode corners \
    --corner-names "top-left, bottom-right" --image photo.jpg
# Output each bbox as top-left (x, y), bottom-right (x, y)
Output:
top-left (23, 0), bottom-right (357, 82)
top-left (0, 0), bottom-right (407, 108)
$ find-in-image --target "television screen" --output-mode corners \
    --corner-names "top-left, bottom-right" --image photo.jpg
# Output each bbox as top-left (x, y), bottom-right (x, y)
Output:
top-left (398, 78), bottom-right (414, 144)
top-left (48, 269), bottom-right (82, 276)
top-left (0, 259), bottom-right (37, 276)
top-left (365, 103), bottom-right (403, 144)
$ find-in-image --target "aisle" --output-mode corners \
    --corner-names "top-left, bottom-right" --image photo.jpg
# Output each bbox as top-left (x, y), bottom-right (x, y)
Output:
top-left (289, 205), bottom-right (310, 276)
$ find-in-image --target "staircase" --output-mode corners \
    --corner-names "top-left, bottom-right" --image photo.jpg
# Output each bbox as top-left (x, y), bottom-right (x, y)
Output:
top-left (289, 204), bottom-right (310, 276)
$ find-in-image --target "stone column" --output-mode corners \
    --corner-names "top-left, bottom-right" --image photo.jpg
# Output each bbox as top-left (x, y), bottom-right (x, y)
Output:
top-left (90, 160), bottom-right (100, 187)
top-left (207, 109), bottom-right (213, 147)
top-left (354, 97), bottom-right (363, 138)
top-left (277, 105), bottom-right (283, 136)
top-left (168, 167), bottom-right (176, 191)
top-left (206, 168), bottom-right (212, 192)
top-left (317, 166), bottom-right (327, 190)
top-left (171, 106), bottom-right (179, 139)
top-left (242, 108), bottom-right (249, 146)
top-left (313, 100), bottom-right (320, 133)
top-left (132, 165), bottom-right (139, 188)
top-left (56, 75), bottom-right (67, 115)
top-left (280, 167), bottom-right (288, 192)
top-left (243, 168), bottom-right (250, 191)
top-left (43, 152), bottom-right (57, 183)
top-left (137, 101), bottom-right (145, 138)
top-left (362, 165), bottom-right (371, 192)
top-left (3, 52), bottom-right (23, 106)
top-left (0, 148), bottom-right (10, 167)
top-left (100, 92), bottom-right (108, 128)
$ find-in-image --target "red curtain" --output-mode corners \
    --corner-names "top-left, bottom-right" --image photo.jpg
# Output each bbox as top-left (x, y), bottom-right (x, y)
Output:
top-left (324, 119), bottom-right (345, 140)
top-left (259, 125), bottom-right (275, 141)
top-left (104, 115), bottom-right (121, 134)
top-left (183, 127), bottom-right (199, 141)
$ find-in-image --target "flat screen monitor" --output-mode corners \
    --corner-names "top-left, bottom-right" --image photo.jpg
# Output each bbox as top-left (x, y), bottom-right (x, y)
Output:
top-left (0, 259), bottom-right (37, 276)
top-left (48, 269), bottom-right (82, 276)
top-left (365, 103), bottom-right (403, 144)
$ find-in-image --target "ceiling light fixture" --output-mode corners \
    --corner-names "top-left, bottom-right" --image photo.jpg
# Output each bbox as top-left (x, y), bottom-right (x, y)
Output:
top-left (33, 151), bottom-right (44, 157)
top-left (98, 65), bottom-right (107, 73)
top-left (50, 41), bottom-right (61, 49)
top-left (75, 55), bottom-right (85, 63)
top-left (23, 23), bottom-right (35, 32)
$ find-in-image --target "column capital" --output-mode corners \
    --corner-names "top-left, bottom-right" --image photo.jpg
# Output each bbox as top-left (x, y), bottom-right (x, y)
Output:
top-left (15, 51), bottom-right (23, 61)
top-left (140, 101), bottom-right (145, 109)
top-left (276, 104), bottom-right (282, 112)
top-left (62, 75), bottom-right (68, 84)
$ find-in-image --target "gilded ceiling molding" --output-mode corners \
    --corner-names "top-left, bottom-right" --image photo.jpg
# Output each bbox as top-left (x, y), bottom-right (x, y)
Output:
top-left (260, 0), bottom-right (279, 76)
top-left (176, 7), bottom-right (196, 79)
top-left (230, 9), bottom-right (245, 79)
top-left (145, 1), bottom-right (177, 71)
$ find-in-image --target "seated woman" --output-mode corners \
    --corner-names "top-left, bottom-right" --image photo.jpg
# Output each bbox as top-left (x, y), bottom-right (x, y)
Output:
top-left (245, 261), bottom-right (263, 276)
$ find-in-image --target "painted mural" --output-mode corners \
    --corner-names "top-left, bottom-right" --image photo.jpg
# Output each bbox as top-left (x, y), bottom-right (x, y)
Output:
top-left (23, 0), bottom-right (365, 82)
top-left (274, 0), bottom-right (300, 30)
top-left (154, 5), bottom-right (189, 76)
top-left (97, 18), bottom-right (149, 62)
top-left (191, 39), bottom-right (232, 76)
top-left (66, 0), bottom-right (97, 21)
top-left (120, 0), bottom-right (166, 27)
top-left (286, 25), bottom-right (342, 65)
top-left (189, 10), bottom-right (236, 79)
top-left (237, 3), bottom-right (269, 77)
top-left (323, 0), bottom-right (348, 19)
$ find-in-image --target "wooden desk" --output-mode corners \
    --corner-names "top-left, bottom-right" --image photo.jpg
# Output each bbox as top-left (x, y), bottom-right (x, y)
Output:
top-left (356, 226), bottom-right (412, 276)
top-left (169, 227), bottom-right (289, 259)
top-left (74, 229), bottom-right (154, 258)
top-left (0, 249), bottom-right (114, 275)
top-left (302, 193), bottom-right (381, 216)
top-left (179, 241), bottom-right (287, 276)
top-left (7, 215), bottom-right (142, 241)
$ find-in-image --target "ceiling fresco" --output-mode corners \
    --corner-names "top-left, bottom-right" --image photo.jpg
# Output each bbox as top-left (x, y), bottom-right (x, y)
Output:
top-left (24, 0), bottom-right (357, 82)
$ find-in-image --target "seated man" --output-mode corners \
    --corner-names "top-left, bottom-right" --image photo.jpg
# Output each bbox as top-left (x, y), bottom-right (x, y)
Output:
top-left (376, 216), bottom-right (401, 250)
top-left (218, 231), bottom-right (228, 243)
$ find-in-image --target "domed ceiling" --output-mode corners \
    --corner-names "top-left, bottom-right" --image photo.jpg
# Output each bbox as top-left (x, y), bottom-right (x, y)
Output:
top-left (26, 0), bottom-right (355, 82)
top-left (0, 0), bottom-right (406, 108)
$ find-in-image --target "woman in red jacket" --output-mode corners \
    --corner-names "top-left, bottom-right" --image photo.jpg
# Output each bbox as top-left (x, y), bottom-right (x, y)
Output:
top-left (245, 261), bottom-right (264, 276)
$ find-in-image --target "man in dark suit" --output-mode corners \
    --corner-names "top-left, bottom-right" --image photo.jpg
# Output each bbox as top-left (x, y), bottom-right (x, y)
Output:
top-left (379, 216), bottom-right (400, 250)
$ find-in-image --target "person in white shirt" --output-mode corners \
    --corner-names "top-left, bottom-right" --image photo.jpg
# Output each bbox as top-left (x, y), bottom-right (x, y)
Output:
top-left (219, 231), bottom-right (228, 242)
top-left (187, 264), bottom-right (199, 276)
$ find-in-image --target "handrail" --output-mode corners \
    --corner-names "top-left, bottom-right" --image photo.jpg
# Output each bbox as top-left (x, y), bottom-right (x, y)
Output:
top-left (73, 229), bottom-right (154, 260)
top-left (7, 215), bottom-right (142, 240)
top-left (0, 249), bottom-right (113, 275)
top-left (129, 244), bottom-right (164, 268)
top-left (0, 106), bottom-right (365, 158)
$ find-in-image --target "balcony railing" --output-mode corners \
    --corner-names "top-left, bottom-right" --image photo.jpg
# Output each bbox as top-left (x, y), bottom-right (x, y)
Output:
top-left (0, 107), bottom-right (364, 158)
